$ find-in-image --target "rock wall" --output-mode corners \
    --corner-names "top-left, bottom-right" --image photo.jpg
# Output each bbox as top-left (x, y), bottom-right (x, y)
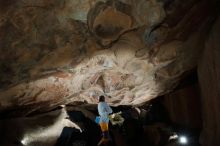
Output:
top-left (0, 0), bottom-right (219, 113)
top-left (198, 14), bottom-right (220, 146)
top-left (0, 108), bottom-right (83, 146)
top-left (163, 83), bottom-right (202, 129)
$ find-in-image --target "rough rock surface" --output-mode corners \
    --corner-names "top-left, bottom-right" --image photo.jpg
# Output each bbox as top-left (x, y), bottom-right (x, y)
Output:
top-left (198, 14), bottom-right (220, 146)
top-left (0, 0), bottom-right (219, 112)
top-left (163, 83), bottom-right (202, 129)
top-left (0, 108), bottom-right (81, 146)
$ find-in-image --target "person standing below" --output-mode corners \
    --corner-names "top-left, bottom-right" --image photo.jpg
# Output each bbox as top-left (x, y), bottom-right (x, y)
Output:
top-left (97, 95), bottom-right (113, 146)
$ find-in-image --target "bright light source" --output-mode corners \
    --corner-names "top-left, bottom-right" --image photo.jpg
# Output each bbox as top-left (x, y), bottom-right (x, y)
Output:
top-left (179, 136), bottom-right (188, 144)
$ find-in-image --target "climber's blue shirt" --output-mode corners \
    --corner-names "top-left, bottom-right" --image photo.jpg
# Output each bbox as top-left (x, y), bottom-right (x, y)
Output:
top-left (98, 102), bottom-right (113, 123)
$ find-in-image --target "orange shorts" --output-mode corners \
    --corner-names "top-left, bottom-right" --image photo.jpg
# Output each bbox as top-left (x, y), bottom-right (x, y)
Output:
top-left (99, 122), bottom-right (108, 132)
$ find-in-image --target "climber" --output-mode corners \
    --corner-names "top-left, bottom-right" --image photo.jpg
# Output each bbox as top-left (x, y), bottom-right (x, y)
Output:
top-left (97, 95), bottom-right (113, 146)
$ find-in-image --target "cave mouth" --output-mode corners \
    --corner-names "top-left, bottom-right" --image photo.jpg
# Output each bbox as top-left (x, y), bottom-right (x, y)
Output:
top-left (0, 0), bottom-right (220, 146)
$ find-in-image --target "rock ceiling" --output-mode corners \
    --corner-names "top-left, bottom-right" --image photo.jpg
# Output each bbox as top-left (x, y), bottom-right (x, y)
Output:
top-left (0, 0), bottom-right (219, 112)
